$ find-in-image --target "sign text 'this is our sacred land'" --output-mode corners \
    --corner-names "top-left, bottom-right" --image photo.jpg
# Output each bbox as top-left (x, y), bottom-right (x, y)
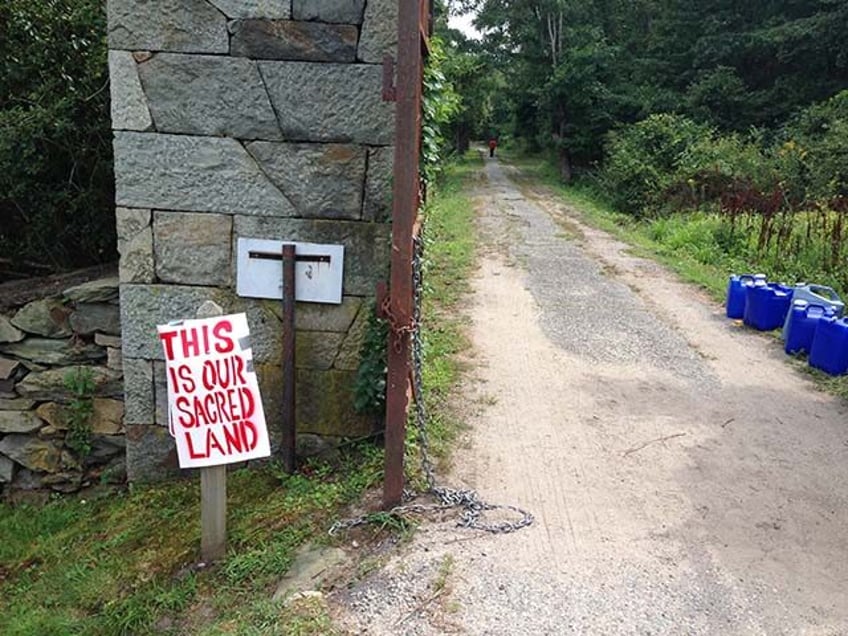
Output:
top-left (158, 313), bottom-right (271, 469)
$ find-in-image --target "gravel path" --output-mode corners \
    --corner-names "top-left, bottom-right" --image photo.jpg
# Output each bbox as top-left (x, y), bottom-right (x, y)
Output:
top-left (330, 157), bottom-right (848, 635)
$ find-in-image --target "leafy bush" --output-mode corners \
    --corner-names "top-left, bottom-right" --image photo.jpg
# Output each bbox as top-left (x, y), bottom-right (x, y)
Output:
top-left (0, 0), bottom-right (115, 274)
top-left (780, 90), bottom-right (848, 204)
top-left (600, 114), bottom-right (714, 215)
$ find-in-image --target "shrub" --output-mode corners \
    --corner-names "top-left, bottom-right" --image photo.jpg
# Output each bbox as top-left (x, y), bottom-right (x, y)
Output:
top-left (600, 113), bottom-right (714, 215)
top-left (780, 90), bottom-right (848, 204)
top-left (0, 0), bottom-right (115, 275)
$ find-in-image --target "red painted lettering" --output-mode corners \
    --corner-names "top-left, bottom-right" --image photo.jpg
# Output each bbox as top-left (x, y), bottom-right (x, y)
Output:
top-left (213, 320), bottom-right (235, 353)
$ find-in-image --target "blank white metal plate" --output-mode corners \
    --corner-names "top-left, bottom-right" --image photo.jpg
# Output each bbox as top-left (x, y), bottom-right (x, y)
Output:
top-left (236, 238), bottom-right (344, 304)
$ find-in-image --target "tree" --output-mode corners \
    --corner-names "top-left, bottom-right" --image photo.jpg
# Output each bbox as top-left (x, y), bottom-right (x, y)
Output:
top-left (0, 0), bottom-right (115, 276)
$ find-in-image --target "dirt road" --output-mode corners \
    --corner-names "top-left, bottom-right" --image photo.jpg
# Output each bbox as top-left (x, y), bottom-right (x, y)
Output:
top-left (332, 158), bottom-right (848, 634)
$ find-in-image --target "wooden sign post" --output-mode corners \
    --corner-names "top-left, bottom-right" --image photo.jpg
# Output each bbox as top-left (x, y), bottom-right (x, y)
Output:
top-left (157, 304), bottom-right (271, 563)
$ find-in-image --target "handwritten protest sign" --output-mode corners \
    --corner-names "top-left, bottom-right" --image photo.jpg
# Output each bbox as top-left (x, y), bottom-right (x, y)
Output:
top-left (157, 313), bottom-right (270, 469)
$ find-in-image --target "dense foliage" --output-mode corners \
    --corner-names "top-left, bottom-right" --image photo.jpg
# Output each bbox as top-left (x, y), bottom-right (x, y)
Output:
top-left (452, 0), bottom-right (848, 180)
top-left (0, 0), bottom-right (115, 277)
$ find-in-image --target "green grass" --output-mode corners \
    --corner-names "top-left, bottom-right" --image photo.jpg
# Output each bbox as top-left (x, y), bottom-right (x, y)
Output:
top-left (0, 448), bottom-right (383, 635)
top-left (503, 150), bottom-right (848, 401)
top-left (407, 152), bottom-right (482, 475)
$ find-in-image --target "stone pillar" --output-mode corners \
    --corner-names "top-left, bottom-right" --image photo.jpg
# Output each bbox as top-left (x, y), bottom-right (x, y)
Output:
top-left (107, 0), bottom-right (398, 481)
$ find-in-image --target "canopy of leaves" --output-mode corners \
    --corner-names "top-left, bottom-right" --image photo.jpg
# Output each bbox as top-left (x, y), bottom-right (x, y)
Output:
top-left (0, 0), bottom-right (115, 276)
top-left (448, 0), bottom-right (848, 176)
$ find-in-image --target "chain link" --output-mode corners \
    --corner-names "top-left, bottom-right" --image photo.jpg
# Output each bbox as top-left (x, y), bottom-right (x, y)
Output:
top-left (330, 228), bottom-right (534, 537)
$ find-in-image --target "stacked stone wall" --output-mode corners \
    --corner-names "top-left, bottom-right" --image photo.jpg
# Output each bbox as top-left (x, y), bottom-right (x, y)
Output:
top-left (107, 0), bottom-right (398, 481)
top-left (0, 279), bottom-right (125, 497)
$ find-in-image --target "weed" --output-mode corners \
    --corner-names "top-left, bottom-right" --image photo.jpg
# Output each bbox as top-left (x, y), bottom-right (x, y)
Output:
top-left (63, 367), bottom-right (95, 457)
top-left (433, 554), bottom-right (455, 593)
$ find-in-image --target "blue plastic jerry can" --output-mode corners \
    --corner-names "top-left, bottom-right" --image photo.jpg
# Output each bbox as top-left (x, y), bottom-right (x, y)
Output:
top-left (784, 301), bottom-right (835, 355)
top-left (744, 282), bottom-right (793, 331)
top-left (782, 284), bottom-right (844, 339)
top-left (809, 316), bottom-right (848, 375)
top-left (726, 274), bottom-right (765, 319)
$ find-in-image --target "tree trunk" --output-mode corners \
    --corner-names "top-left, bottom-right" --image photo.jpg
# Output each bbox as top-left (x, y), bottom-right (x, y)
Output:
top-left (558, 146), bottom-right (573, 184)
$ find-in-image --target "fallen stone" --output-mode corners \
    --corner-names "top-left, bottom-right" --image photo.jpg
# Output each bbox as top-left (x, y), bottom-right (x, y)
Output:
top-left (259, 61), bottom-right (394, 145)
top-left (11, 298), bottom-right (72, 337)
top-left (17, 366), bottom-right (123, 402)
top-left (0, 435), bottom-right (63, 473)
top-left (108, 0), bottom-right (228, 53)
top-left (138, 53), bottom-right (282, 140)
top-left (209, 0), bottom-right (290, 18)
top-left (63, 278), bottom-right (119, 304)
top-left (358, 0), bottom-right (397, 63)
top-left (247, 142), bottom-right (365, 219)
top-left (70, 304), bottom-right (121, 336)
top-left (109, 50), bottom-right (153, 131)
top-left (292, 0), bottom-right (365, 23)
top-left (153, 211), bottom-right (232, 286)
top-left (114, 132), bottom-right (295, 216)
top-left (0, 316), bottom-right (25, 343)
top-left (272, 544), bottom-right (347, 601)
top-left (0, 357), bottom-right (21, 381)
top-left (230, 20), bottom-right (357, 62)
top-left (0, 338), bottom-right (106, 366)
top-left (0, 411), bottom-right (43, 434)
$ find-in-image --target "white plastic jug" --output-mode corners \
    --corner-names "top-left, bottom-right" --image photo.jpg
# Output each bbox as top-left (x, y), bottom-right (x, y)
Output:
top-left (782, 284), bottom-right (845, 339)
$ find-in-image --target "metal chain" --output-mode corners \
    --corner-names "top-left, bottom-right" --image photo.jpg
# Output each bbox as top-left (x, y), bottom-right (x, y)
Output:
top-left (330, 229), bottom-right (534, 537)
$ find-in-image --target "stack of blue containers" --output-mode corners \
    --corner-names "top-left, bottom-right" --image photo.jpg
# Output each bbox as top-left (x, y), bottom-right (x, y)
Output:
top-left (725, 275), bottom-right (847, 375)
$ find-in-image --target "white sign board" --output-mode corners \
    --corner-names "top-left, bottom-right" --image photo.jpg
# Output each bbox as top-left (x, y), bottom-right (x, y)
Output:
top-left (236, 238), bottom-right (344, 304)
top-left (157, 313), bottom-right (271, 469)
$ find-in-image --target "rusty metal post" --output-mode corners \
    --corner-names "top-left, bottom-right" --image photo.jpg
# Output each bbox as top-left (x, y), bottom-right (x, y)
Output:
top-left (281, 243), bottom-right (297, 474)
top-left (383, 0), bottom-right (425, 509)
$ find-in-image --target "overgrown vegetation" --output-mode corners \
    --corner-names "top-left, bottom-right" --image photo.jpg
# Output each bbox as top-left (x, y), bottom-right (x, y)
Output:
top-left (0, 0), bottom-right (115, 277)
top-left (408, 154), bottom-right (481, 477)
top-left (0, 448), bottom-right (383, 635)
top-left (596, 92), bottom-right (848, 295)
top-left (63, 366), bottom-right (95, 457)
